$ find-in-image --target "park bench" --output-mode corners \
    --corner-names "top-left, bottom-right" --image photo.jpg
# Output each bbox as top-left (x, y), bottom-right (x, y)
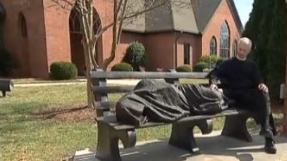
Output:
top-left (90, 68), bottom-right (259, 161)
top-left (0, 78), bottom-right (14, 97)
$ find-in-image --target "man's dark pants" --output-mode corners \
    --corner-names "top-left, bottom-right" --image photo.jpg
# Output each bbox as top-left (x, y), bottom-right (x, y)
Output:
top-left (223, 88), bottom-right (277, 136)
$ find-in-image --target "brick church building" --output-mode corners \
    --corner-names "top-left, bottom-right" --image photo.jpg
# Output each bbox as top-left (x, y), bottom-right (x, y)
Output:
top-left (0, 0), bottom-right (242, 78)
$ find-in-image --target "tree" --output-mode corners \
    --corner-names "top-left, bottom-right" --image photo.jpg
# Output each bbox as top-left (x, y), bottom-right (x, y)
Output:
top-left (49, 0), bottom-right (192, 109)
top-left (123, 41), bottom-right (147, 71)
top-left (242, 0), bottom-right (287, 101)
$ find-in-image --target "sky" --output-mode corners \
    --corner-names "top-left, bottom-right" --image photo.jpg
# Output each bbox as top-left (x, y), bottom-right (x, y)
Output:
top-left (233, 0), bottom-right (254, 27)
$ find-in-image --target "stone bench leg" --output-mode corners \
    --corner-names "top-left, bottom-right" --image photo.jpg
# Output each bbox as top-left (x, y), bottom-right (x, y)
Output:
top-left (95, 122), bottom-right (136, 161)
top-left (221, 114), bottom-right (253, 142)
top-left (168, 119), bottom-right (213, 154)
top-left (1, 90), bottom-right (6, 97)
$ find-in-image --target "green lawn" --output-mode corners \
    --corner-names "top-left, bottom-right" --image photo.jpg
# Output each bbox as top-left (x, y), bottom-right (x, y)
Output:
top-left (11, 78), bottom-right (85, 84)
top-left (0, 79), bottom-right (283, 161)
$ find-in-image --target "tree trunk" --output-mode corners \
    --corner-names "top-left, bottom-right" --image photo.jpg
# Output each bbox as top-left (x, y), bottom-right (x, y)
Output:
top-left (86, 77), bottom-right (95, 109)
top-left (83, 39), bottom-right (96, 109)
top-left (85, 60), bottom-right (96, 109)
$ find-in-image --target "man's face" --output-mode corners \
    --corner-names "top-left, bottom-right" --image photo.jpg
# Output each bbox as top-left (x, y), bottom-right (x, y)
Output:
top-left (237, 42), bottom-right (250, 58)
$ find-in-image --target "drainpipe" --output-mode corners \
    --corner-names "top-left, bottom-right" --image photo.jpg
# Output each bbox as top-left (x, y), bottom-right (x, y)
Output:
top-left (174, 31), bottom-right (183, 68)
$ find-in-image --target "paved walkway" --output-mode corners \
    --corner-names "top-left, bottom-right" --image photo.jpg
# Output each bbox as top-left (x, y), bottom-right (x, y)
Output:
top-left (73, 131), bottom-right (287, 161)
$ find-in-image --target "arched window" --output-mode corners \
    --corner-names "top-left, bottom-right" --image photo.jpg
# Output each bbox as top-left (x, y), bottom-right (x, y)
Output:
top-left (232, 40), bottom-right (237, 56)
top-left (19, 12), bottom-right (27, 38)
top-left (219, 21), bottom-right (230, 59)
top-left (209, 36), bottom-right (217, 55)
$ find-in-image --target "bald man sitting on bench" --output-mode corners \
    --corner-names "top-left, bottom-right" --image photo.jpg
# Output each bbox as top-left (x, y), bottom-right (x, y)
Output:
top-left (209, 37), bottom-right (277, 154)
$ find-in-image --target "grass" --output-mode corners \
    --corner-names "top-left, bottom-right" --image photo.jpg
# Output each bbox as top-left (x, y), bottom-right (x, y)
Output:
top-left (11, 78), bottom-right (86, 84)
top-left (1, 85), bottom-right (89, 161)
top-left (0, 79), bottom-right (284, 161)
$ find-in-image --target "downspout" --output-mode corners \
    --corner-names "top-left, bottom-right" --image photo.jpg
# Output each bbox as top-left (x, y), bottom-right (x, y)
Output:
top-left (174, 31), bottom-right (183, 68)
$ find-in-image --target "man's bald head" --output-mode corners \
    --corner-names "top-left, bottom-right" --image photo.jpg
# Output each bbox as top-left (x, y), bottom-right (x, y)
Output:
top-left (238, 37), bottom-right (252, 52)
top-left (237, 37), bottom-right (253, 59)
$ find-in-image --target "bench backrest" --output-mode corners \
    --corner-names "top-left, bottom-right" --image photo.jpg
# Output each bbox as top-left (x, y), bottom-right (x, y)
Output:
top-left (90, 68), bottom-right (208, 118)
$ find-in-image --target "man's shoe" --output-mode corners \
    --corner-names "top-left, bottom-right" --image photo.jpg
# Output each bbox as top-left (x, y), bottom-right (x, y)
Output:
top-left (264, 138), bottom-right (277, 154)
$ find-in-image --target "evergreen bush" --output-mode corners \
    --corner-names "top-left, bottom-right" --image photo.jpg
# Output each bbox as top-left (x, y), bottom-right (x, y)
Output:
top-left (176, 65), bottom-right (192, 72)
top-left (123, 41), bottom-right (147, 71)
top-left (111, 63), bottom-right (133, 71)
top-left (50, 62), bottom-right (78, 80)
top-left (193, 62), bottom-right (208, 72)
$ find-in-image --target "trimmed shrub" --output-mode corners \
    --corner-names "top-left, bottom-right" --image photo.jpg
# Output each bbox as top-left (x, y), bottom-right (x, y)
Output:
top-left (50, 62), bottom-right (78, 80)
top-left (199, 55), bottom-right (220, 68)
top-left (123, 41), bottom-right (147, 71)
top-left (193, 61), bottom-right (208, 72)
top-left (139, 53), bottom-right (148, 68)
top-left (215, 58), bottom-right (224, 67)
top-left (176, 65), bottom-right (192, 72)
top-left (111, 63), bottom-right (133, 71)
top-left (0, 48), bottom-right (13, 77)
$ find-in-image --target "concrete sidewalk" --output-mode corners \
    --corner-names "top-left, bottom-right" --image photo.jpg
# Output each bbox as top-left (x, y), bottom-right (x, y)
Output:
top-left (73, 131), bottom-right (287, 161)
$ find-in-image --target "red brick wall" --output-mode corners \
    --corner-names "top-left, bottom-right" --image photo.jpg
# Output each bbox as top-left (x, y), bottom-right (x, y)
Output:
top-left (2, 0), bottom-right (242, 77)
top-left (115, 32), bottom-right (177, 71)
top-left (43, 0), bottom-right (114, 77)
top-left (42, 0), bottom-right (71, 77)
top-left (201, 0), bottom-right (241, 59)
top-left (2, 0), bottom-right (116, 77)
top-left (110, 31), bottom-right (145, 70)
top-left (1, 0), bottom-right (48, 78)
top-left (144, 33), bottom-right (175, 70)
top-left (114, 32), bottom-right (201, 71)
top-left (176, 33), bottom-right (201, 68)
top-left (96, 0), bottom-right (114, 67)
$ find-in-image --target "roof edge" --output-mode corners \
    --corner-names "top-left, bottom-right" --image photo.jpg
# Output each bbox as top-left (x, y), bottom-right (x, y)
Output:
top-left (122, 28), bottom-right (201, 35)
top-left (200, 0), bottom-right (223, 34)
top-left (227, 0), bottom-right (244, 33)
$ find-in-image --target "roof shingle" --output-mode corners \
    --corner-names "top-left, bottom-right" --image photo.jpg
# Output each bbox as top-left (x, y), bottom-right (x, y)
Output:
top-left (122, 0), bottom-right (242, 34)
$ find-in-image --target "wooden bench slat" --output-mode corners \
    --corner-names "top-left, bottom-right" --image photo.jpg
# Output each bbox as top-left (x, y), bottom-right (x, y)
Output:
top-left (176, 108), bottom-right (247, 123)
top-left (97, 108), bottom-right (248, 130)
top-left (93, 83), bottom-right (210, 94)
top-left (95, 101), bottom-right (116, 110)
top-left (92, 85), bottom-right (135, 93)
top-left (90, 71), bottom-right (207, 79)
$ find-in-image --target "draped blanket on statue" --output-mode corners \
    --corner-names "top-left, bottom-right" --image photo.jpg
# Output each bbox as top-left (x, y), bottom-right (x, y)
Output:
top-left (116, 79), bottom-right (229, 126)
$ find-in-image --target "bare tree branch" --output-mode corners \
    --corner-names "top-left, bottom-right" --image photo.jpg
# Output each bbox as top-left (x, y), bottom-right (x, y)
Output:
top-left (117, 0), bottom-right (128, 44)
top-left (48, 0), bottom-right (194, 109)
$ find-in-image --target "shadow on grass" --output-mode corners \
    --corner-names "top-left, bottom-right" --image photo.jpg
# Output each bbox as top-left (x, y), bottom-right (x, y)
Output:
top-left (31, 105), bottom-right (89, 120)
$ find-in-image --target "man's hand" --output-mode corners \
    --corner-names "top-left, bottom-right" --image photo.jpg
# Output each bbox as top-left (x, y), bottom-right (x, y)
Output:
top-left (210, 84), bottom-right (218, 91)
top-left (258, 83), bottom-right (268, 92)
